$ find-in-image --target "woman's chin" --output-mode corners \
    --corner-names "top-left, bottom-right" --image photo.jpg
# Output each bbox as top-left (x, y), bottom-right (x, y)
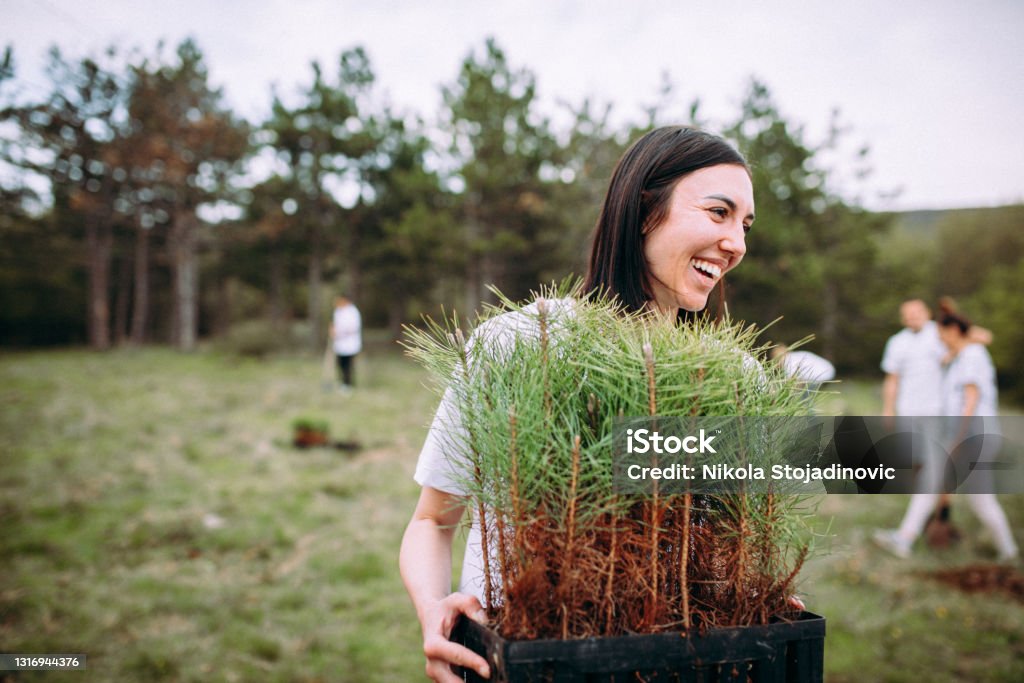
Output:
top-left (650, 286), bottom-right (711, 314)
top-left (678, 295), bottom-right (710, 312)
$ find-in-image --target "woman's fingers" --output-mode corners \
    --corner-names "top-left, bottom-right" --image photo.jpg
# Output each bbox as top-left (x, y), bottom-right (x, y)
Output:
top-left (442, 592), bottom-right (487, 626)
top-left (787, 595), bottom-right (806, 611)
top-left (424, 635), bottom-right (490, 679)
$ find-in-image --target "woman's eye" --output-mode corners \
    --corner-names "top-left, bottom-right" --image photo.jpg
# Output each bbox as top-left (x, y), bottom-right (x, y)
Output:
top-left (709, 207), bottom-right (728, 219)
top-left (743, 223), bottom-right (752, 234)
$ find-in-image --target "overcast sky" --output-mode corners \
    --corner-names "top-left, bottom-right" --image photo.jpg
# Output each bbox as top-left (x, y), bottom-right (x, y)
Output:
top-left (3, 0), bottom-right (1022, 211)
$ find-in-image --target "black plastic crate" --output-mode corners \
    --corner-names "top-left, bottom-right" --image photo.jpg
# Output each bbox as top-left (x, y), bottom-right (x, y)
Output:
top-left (452, 611), bottom-right (825, 683)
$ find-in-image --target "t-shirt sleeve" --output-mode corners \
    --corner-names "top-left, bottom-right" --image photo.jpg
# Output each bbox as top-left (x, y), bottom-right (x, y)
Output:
top-left (880, 335), bottom-right (901, 375)
top-left (413, 384), bottom-right (472, 495)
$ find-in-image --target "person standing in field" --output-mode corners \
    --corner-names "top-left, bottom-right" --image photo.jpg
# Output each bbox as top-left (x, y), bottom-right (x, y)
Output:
top-left (330, 294), bottom-right (362, 393)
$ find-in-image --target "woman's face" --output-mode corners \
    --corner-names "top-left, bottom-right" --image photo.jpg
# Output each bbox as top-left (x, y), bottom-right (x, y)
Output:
top-left (938, 324), bottom-right (962, 350)
top-left (642, 164), bottom-right (753, 312)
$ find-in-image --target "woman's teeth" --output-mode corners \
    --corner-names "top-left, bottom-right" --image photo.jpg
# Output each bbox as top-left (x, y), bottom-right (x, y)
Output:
top-left (691, 258), bottom-right (721, 280)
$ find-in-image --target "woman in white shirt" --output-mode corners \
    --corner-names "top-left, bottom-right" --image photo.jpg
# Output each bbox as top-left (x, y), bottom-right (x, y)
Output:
top-left (399, 126), bottom-right (755, 682)
top-left (936, 311), bottom-right (1018, 561)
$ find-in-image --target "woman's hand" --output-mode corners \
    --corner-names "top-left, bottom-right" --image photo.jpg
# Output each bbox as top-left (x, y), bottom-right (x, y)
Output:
top-left (420, 592), bottom-right (490, 682)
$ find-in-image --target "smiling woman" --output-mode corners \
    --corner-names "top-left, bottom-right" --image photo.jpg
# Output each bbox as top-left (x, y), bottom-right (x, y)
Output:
top-left (400, 126), bottom-right (767, 682)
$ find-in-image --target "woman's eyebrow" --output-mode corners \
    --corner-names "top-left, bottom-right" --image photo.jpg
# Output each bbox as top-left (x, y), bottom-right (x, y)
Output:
top-left (704, 194), bottom-right (755, 221)
top-left (704, 193), bottom-right (736, 210)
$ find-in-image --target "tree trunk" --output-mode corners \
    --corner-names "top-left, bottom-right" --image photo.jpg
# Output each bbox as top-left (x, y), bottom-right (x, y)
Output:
top-left (388, 295), bottom-right (405, 341)
top-left (464, 197), bottom-right (483, 321)
top-left (346, 210), bottom-right (362, 304)
top-left (130, 223), bottom-right (150, 345)
top-left (268, 247), bottom-right (285, 329)
top-left (211, 273), bottom-right (231, 338)
top-left (113, 238), bottom-right (132, 346)
top-left (464, 253), bottom-right (481, 323)
top-left (308, 221), bottom-right (323, 352)
top-left (85, 213), bottom-right (112, 350)
top-left (480, 248), bottom-right (498, 306)
top-left (821, 278), bottom-right (838, 363)
top-left (170, 213), bottom-right (199, 351)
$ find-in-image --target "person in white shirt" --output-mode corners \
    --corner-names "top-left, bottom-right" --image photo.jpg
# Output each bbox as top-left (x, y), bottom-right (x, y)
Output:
top-left (934, 311), bottom-right (1016, 561)
top-left (872, 299), bottom-right (955, 557)
top-left (330, 295), bottom-right (362, 391)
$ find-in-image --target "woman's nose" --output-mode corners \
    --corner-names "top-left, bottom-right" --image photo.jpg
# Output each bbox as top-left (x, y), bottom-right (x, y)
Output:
top-left (720, 222), bottom-right (747, 258)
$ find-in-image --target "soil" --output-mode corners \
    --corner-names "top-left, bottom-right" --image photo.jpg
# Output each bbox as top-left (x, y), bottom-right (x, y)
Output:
top-left (925, 564), bottom-right (1024, 604)
top-left (293, 429), bottom-right (329, 448)
top-left (291, 431), bottom-right (361, 452)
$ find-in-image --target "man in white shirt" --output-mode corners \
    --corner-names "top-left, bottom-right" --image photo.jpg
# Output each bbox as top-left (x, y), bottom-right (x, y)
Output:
top-left (330, 295), bottom-right (362, 392)
top-left (880, 299), bottom-right (946, 418)
top-left (873, 300), bottom-right (946, 557)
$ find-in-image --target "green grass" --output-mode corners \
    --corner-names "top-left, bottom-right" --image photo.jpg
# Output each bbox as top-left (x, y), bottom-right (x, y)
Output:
top-left (1, 351), bottom-right (1022, 681)
top-left (1, 344), bottom-right (434, 682)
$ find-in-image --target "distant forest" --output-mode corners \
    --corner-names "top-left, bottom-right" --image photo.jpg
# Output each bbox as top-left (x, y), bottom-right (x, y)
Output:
top-left (1, 38), bottom-right (1022, 399)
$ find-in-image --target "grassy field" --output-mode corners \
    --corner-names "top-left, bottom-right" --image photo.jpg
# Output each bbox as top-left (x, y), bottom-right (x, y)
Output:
top-left (1, 343), bottom-right (1022, 682)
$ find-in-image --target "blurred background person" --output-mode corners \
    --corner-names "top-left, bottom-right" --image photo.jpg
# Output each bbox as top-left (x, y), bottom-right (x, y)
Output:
top-left (874, 299), bottom-right (965, 557)
top-left (330, 294), bottom-right (362, 393)
top-left (771, 343), bottom-right (835, 393)
top-left (933, 309), bottom-right (1017, 561)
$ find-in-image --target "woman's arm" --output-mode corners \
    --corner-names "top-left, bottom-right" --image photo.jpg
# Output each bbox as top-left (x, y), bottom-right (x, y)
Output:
top-left (400, 486), bottom-right (490, 681)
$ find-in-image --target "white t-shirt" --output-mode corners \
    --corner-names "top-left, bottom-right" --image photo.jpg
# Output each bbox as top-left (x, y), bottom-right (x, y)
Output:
top-left (413, 298), bottom-right (574, 602)
top-left (880, 321), bottom-right (946, 415)
top-left (332, 304), bottom-right (362, 356)
top-left (942, 343), bottom-right (999, 418)
top-left (781, 350), bottom-right (835, 384)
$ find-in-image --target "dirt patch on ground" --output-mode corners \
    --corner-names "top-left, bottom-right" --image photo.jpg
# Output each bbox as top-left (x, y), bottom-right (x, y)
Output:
top-left (925, 564), bottom-right (1024, 604)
